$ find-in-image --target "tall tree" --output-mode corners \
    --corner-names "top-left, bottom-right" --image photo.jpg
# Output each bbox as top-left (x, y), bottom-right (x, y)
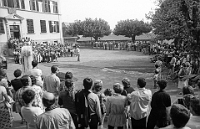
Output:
top-left (82, 18), bottom-right (111, 41)
top-left (149, 0), bottom-right (200, 52)
top-left (65, 20), bottom-right (84, 36)
top-left (113, 19), bottom-right (152, 42)
top-left (65, 18), bottom-right (111, 41)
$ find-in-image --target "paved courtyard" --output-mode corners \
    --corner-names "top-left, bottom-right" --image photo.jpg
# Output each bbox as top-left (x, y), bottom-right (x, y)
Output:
top-left (8, 48), bottom-right (179, 129)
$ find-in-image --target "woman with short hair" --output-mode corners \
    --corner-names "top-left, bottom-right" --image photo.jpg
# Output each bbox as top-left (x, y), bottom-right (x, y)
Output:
top-left (106, 83), bottom-right (128, 129)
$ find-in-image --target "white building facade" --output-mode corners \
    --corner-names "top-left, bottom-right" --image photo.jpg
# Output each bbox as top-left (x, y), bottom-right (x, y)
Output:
top-left (0, 0), bottom-right (63, 54)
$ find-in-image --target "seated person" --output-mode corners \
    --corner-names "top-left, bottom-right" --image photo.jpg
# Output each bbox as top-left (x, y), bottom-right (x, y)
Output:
top-left (21, 89), bottom-right (44, 129)
top-left (160, 104), bottom-right (191, 129)
top-left (186, 97), bottom-right (200, 129)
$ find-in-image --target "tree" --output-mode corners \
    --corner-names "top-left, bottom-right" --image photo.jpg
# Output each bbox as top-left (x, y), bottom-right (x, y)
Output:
top-left (65, 18), bottom-right (111, 42)
top-left (65, 20), bottom-right (84, 36)
top-left (113, 19), bottom-right (152, 42)
top-left (149, 0), bottom-right (200, 52)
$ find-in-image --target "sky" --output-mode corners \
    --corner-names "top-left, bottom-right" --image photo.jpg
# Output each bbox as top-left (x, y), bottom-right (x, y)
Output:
top-left (60, 0), bottom-right (157, 29)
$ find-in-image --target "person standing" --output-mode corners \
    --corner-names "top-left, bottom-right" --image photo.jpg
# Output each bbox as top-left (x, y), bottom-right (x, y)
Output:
top-left (36, 92), bottom-right (75, 129)
top-left (75, 77), bottom-right (102, 129)
top-left (15, 75), bottom-right (32, 124)
top-left (43, 65), bottom-right (60, 96)
top-left (128, 78), bottom-right (152, 129)
top-left (0, 84), bottom-right (13, 129)
top-left (106, 83), bottom-right (128, 129)
top-left (147, 80), bottom-right (171, 129)
top-left (58, 79), bottom-right (78, 128)
top-left (21, 42), bottom-right (33, 74)
top-left (74, 46), bottom-right (80, 61)
top-left (21, 89), bottom-right (44, 129)
top-left (28, 60), bottom-right (43, 87)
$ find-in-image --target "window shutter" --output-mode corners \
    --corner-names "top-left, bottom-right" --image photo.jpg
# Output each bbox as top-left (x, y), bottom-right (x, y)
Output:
top-left (27, 19), bottom-right (34, 33)
top-left (36, 0), bottom-right (39, 11)
top-left (2, 0), bottom-right (8, 6)
top-left (57, 22), bottom-right (59, 33)
top-left (21, 0), bottom-right (25, 9)
top-left (0, 19), bottom-right (5, 34)
top-left (49, 21), bottom-right (53, 33)
top-left (40, 20), bottom-right (46, 33)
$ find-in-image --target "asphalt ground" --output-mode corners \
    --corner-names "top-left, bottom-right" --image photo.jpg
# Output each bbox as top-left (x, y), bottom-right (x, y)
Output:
top-left (6, 48), bottom-right (192, 129)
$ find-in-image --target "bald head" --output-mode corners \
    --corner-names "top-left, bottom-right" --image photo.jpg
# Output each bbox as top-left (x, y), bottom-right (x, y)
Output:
top-left (42, 92), bottom-right (56, 108)
top-left (43, 91), bottom-right (55, 100)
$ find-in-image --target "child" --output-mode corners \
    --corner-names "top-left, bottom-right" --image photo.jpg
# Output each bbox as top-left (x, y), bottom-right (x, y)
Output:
top-left (92, 80), bottom-right (106, 128)
top-left (154, 69), bottom-right (159, 89)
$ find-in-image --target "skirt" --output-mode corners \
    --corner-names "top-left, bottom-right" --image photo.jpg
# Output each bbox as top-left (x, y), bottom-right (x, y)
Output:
top-left (0, 105), bottom-right (13, 129)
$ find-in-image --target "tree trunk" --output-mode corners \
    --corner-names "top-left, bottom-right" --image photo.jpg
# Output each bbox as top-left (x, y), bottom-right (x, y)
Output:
top-left (94, 36), bottom-right (99, 42)
top-left (131, 36), bottom-right (136, 43)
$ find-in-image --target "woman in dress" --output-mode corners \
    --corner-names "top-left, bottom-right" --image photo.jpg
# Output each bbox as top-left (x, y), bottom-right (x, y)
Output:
top-left (106, 83), bottom-right (128, 129)
top-left (29, 75), bottom-right (44, 111)
top-left (0, 84), bottom-right (13, 129)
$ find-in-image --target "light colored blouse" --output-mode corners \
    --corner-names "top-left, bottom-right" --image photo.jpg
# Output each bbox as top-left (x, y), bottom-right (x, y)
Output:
top-left (106, 94), bottom-right (128, 127)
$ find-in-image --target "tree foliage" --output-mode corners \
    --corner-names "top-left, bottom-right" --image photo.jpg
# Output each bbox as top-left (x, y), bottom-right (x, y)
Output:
top-left (113, 19), bottom-right (152, 42)
top-left (65, 18), bottom-right (111, 41)
top-left (149, 0), bottom-right (200, 52)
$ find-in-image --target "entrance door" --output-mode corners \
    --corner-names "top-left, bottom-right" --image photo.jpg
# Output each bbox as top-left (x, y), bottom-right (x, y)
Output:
top-left (10, 25), bottom-right (20, 39)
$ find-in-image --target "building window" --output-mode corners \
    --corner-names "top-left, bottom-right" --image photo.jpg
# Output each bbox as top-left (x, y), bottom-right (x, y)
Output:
top-left (27, 19), bottom-right (34, 34)
top-left (40, 20), bottom-right (47, 33)
top-left (29, 0), bottom-right (39, 11)
top-left (52, 1), bottom-right (58, 13)
top-left (2, 0), bottom-right (14, 7)
top-left (21, 0), bottom-right (25, 9)
top-left (14, 0), bottom-right (20, 8)
top-left (43, 0), bottom-right (50, 12)
top-left (0, 19), bottom-right (5, 34)
top-left (2, 0), bottom-right (23, 9)
top-left (49, 21), bottom-right (59, 33)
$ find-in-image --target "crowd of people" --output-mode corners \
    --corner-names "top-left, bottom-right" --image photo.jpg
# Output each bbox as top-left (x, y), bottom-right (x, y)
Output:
top-left (12, 37), bottom-right (80, 64)
top-left (0, 59), bottom-right (200, 129)
top-left (92, 41), bottom-right (170, 55)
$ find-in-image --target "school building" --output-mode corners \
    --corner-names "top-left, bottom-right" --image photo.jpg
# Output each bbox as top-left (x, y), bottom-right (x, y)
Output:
top-left (0, 0), bottom-right (63, 54)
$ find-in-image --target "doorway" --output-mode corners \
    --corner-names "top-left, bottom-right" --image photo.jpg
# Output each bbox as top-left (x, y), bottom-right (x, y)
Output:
top-left (10, 25), bottom-right (20, 39)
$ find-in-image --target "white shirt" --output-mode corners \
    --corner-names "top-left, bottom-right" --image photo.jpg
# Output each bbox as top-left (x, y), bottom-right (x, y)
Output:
top-left (21, 106), bottom-right (44, 127)
top-left (128, 87), bottom-right (152, 120)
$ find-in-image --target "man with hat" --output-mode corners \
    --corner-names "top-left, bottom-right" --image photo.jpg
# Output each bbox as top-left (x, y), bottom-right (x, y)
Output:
top-left (36, 92), bottom-right (75, 129)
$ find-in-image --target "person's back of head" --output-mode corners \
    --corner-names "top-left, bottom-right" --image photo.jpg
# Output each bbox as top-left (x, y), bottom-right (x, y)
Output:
top-left (65, 72), bottom-right (73, 79)
top-left (42, 92), bottom-right (55, 108)
top-left (122, 78), bottom-right (130, 88)
top-left (22, 89), bottom-right (35, 105)
top-left (65, 79), bottom-right (73, 89)
top-left (170, 104), bottom-right (190, 128)
top-left (51, 65), bottom-right (59, 74)
top-left (83, 77), bottom-right (93, 91)
top-left (21, 75), bottom-right (31, 87)
top-left (14, 69), bottom-right (22, 78)
top-left (92, 80), bottom-right (103, 92)
top-left (182, 86), bottom-right (194, 96)
top-left (157, 80), bottom-right (167, 90)
top-left (32, 60), bottom-right (38, 68)
top-left (137, 78), bottom-right (146, 88)
top-left (190, 97), bottom-right (200, 116)
top-left (113, 83), bottom-right (123, 94)
top-left (104, 88), bottom-right (113, 96)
